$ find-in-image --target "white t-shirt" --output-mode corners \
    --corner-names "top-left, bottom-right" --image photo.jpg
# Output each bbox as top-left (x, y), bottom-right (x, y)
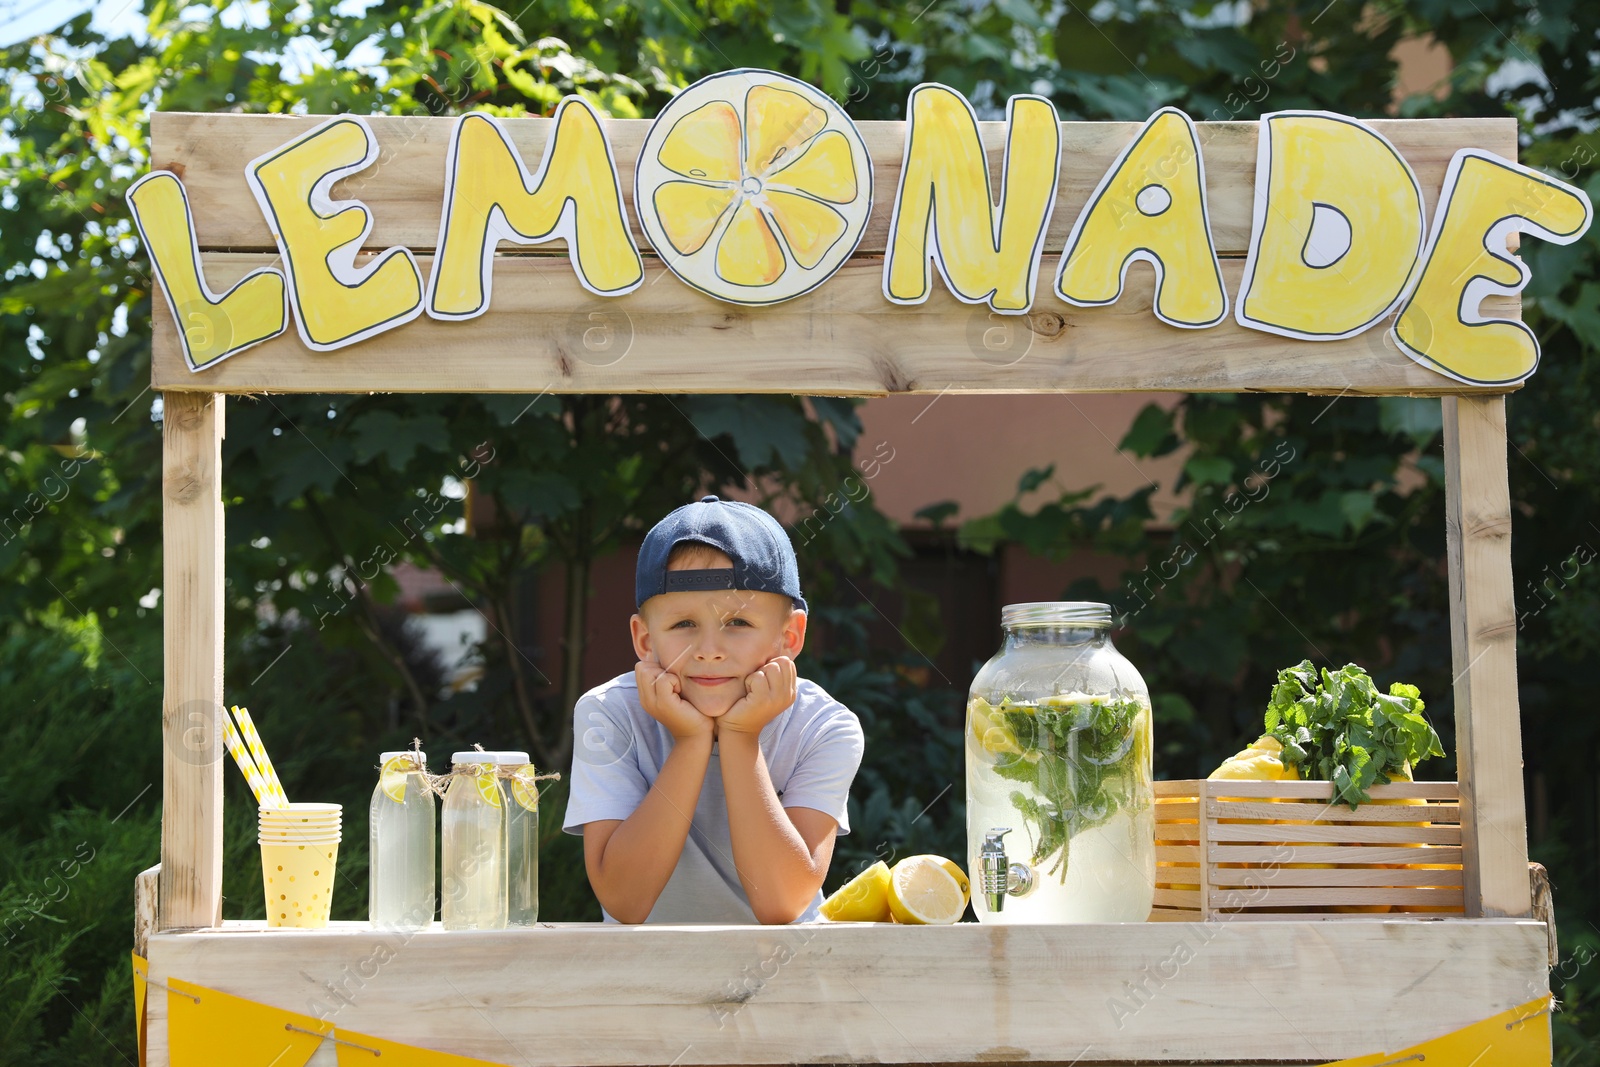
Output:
top-left (562, 671), bottom-right (865, 923)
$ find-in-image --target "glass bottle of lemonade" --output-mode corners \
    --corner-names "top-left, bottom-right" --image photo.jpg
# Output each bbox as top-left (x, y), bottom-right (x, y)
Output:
top-left (368, 750), bottom-right (436, 928)
top-left (441, 751), bottom-right (506, 931)
top-left (966, 603), bottom-right (1154, 923)
top-left (492, 751), bottom-right (540, 926)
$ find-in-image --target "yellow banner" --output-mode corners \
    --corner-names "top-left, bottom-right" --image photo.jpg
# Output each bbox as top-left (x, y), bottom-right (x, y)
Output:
top-left (157, 971), bottom-right (512, 1066)
top-left (1321, 994), bottom-right (1551, 1066)
top-left (333, 1027), bottom-right (512, 1066)
top-left (131, 952), bottom-right (148, 1067)
top-left (165, 975), bottom-right (329, 1067)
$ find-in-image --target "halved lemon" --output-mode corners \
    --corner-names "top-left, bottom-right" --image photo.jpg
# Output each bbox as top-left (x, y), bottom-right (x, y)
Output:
top-left (900, 854), bottom-right (971, 907)
top-left (887, 856), bottom-right (966, 925)
top-left (820, 860), bottom-right (892, 922)
top-left (636, 69), bottom-right (872, 305)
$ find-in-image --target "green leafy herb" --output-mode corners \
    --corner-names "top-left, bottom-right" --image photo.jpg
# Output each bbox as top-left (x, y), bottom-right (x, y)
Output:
top-left (1263, 660), bottom-right (1444, 808)
top-left (972, 694), bottom-right (1148, 883)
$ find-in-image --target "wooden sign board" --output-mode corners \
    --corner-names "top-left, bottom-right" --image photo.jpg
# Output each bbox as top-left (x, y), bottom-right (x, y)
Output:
top-left (139, 80), bottom-right (1590, 398)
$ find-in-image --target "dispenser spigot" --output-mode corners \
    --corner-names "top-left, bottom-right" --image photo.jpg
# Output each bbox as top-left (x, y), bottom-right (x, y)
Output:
top-left (979, 827), bottom-right (1035, 912)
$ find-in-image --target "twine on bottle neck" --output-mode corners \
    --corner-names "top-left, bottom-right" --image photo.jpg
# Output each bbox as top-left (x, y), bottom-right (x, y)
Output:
top-left (406, 751), bottom-right (563, 799)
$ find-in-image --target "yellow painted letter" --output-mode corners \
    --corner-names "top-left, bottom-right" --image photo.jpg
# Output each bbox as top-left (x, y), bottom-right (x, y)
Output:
top-left (125, 171), bottom-right (287, 372)
top-left (429, 101), bottom-right (643, 319)
top-left (884, 85), bottom-right (1060, 313)
top-left (245, 116), bottom-right (423, 351)
top-left (1236, 112), bottom-right (1425, 340)
top-left (1393, 150), bottom-right (1592, 385)
top-left (1054, 107), bottom-right (1225, 328)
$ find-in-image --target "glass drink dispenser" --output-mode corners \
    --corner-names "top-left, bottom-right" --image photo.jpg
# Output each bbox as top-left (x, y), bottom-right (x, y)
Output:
top-left (966, 602), bottom-right (1154, 923)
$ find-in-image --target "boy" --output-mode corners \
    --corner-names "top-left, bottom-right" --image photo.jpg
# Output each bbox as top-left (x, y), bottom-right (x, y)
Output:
top-left (563, 495), bottom-right (865, 924)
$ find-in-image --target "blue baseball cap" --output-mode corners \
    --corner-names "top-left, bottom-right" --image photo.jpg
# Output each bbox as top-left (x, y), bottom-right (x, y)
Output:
top-left (636, 495), bottom-right (807, 613)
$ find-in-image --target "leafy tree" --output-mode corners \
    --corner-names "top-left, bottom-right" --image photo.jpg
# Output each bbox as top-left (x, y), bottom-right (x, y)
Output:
top-left (5, 0), bottom-right (1600, 1062)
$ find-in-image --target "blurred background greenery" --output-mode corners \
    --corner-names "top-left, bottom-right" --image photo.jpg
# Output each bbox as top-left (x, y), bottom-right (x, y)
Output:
top-left (4, 0), bottom-right (1600, 1062)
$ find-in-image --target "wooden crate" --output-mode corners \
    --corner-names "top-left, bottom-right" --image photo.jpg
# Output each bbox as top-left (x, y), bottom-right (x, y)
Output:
top-left (1152, 778), bottom-right (1465, 921)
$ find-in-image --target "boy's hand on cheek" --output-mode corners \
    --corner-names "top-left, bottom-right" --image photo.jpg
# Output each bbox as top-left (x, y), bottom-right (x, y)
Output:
top-left (718, 656), bottom-right (798, 738)
top-left (636, 658), bottom-right (714, 742)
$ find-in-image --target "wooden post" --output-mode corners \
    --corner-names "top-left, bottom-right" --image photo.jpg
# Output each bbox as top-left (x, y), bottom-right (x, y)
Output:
top-left (1442, 395), bottom-right (1531, 918)
top-left (160, 392), bottom-right (225, 929)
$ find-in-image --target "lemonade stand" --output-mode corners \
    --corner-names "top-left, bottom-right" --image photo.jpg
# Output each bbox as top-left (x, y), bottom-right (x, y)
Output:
top-left (131, 68), bottom-right (1580, 1065)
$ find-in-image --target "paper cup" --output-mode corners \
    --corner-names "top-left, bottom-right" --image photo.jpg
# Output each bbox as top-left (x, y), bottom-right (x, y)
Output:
top-left (258, 832), bottom-right (341, 844)
top-left (261, 839), bottom-right (339, 928)
top-left (259, 803), bottom-right (341, 822)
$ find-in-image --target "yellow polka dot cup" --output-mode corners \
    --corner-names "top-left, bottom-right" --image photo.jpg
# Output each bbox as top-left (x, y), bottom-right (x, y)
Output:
top-left (260, 807), bottom-right (340, 928)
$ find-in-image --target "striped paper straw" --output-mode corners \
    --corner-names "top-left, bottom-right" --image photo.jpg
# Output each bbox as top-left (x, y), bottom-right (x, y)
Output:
top-left (221, 718), bottom-right (272, 807)
top-left (230, 706), bottom-right (289, 807)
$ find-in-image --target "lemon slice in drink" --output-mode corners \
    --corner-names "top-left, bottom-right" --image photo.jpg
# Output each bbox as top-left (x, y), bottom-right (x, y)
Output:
top-left (887, 856), bottom-right (966, 925)
top-left (820, 860), bottom-right (892, 922)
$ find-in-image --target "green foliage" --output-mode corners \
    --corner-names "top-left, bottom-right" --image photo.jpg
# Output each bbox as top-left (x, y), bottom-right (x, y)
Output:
top-left (6, 0), bottom-right (1600, 1060)
top-left (0, 622), bottom-right (160, 1067)
top-left (1263, 660), bottom-right (1444, 806)
top-left (805, 605), bottom-right (965, 885)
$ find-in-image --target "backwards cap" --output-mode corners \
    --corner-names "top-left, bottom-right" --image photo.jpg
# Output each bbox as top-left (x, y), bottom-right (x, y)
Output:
top-left (636, 495), bottom-right (806, 612)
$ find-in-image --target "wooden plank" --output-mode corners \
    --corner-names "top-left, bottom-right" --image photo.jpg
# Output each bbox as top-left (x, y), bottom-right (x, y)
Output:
top-left (1207, 867), bottom-right (1464, 888)
top-left (143, 919), bottom-right (1548, 1066)
top-left (151, 253), bottom-right (1519, 396)
top-left (135, 863), bottom-right (161, 958)
top-left (1210, 845), bottom-right (1463, 866)
top-left (1443, 396), bottom-right (1532, 918)
top-left (1196, 781), bottom-right (1214, 920)
top-left (1211, 886), bottom-right (1463, 909)
top-left (1154, 800), bottom-right (1198, 821)
top-left (1156, 845), bottom-right (1200, 864)
top-left (1152, 888), bottom-right (1202, 907)
top-left (149, 113), bottom-right (1518, 256)
top-left (1154, 780), bottom-right (1200, 797)
top-left (160, 393), bottom-right (224, 930)
top-left (1146, 908), bottom-right (1204, 922)
top-left (1206, 822), bottom-right (1461, 845)
top-left (1207, 910), bottom-right (1456, 922)
top-left (1201, 780), bottom-right (1460, 800)
top-left (1206, 800), bottom-right (1460, 823)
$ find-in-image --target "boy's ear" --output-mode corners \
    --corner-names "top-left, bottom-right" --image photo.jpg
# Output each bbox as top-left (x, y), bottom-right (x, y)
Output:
top-left (782, 609), bottom-right (807, 657)
top-left (629, 613), bottom-right (652, 662)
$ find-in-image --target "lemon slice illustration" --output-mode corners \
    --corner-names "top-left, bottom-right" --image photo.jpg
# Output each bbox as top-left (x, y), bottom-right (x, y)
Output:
top-left (380, 754), bottom-right (415, 803)
top-left (636, 69), bottom-right (872, 305)
top-left (474, 767), bottom-right (503, 808)
top-left (509, 763), bottom-right (539, 812)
